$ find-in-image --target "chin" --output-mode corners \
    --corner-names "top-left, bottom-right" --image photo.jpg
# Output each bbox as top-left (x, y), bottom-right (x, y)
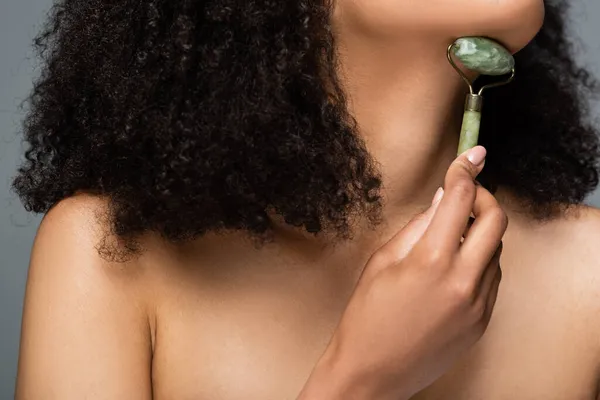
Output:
top-left (334, 0), bottom-right (545, 53)
top-left (474, 0), bottom-right (546, 53)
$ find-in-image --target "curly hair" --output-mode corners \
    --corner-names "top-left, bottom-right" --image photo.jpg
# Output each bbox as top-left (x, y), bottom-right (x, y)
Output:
top-left (12, 0), bottom-right (600, 253)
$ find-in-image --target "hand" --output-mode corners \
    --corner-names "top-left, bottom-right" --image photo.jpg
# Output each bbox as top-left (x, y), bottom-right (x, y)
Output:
top-left (299, 146), bottom-right (508, 400)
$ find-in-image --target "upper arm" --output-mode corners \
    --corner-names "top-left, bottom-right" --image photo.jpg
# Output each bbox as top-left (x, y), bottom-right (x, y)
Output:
top-left (15, 195), bottom-right (153, 400)
top-left (570, 207), bottom-right (600, 399)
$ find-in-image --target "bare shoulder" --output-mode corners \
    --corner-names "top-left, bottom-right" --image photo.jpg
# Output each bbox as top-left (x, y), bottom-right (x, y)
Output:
top-left (16, 194), bottom-right (154, 399)
top-left (504, 203), bottom-right (600, 313)
top-left (526, 204), bottom-right (600, 275)
top-left (539, 204), bottom-right (600, 261)
top-left (507, 203), bottom-right (600, 257)
top-left (558, 203), bottom-right (600, 231)
top-left (517, 204), bottom-right (600, 324)
top-left (30, 193), bottom-right (148, 284)
top-left (552, 205), bottom-right (600, 400)
top-left (36, 193), bottom-right (110, 253)
top-left (553, 205), bottom-right (600, 292)
top-left (500, 204), bottom-right (600, 392)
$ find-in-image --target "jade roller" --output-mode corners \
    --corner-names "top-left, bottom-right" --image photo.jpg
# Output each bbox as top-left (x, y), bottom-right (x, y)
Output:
top-left (447, 37), bottom-right (516, 156)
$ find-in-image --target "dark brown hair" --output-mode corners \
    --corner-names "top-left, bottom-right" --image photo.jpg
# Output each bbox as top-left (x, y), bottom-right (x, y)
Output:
top-left (12, 0), bottom-right (600, 253)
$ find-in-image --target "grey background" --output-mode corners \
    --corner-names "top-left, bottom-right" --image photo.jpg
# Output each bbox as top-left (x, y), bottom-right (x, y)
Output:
top-left (1, 0), bottom-right (600, 398)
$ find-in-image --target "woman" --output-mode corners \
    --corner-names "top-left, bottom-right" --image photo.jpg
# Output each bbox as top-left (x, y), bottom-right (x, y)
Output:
top-left (13, 0), bottom-right (600, 398)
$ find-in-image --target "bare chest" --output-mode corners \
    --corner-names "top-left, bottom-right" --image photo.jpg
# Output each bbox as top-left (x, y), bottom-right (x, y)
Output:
top-left (149, 257), bottom-right (599, 400)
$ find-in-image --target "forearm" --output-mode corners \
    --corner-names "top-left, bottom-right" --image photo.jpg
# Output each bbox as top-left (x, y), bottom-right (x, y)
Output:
top-left (297, 347), bottom-right (409, 400)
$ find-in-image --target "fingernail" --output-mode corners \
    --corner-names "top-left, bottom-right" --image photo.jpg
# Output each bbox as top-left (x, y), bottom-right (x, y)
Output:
top-left (465, 146), bottom-right (487, 166)
top-left (432, 187), bottom-right (444, 205)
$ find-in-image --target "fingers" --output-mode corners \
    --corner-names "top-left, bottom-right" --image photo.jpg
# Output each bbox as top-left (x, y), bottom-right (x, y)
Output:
top-left (459, 185), bottom-right (508, 268)
top-left (423, 146), bottom-right (487, 253)
top-left (461, 216), bottom-right (475, 242)
top-left (378, 187), bottom-right (445, 265)
top-left (432, 186), bottom-right (445, 207)
top-left (476, 243), bottom-right (502, 297)
top-left (483, 263), bottom-right (502, 323)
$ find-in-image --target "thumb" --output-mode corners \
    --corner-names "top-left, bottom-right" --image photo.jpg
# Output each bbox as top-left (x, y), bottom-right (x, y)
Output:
top-left (382, 187), bottom-right (445, 263)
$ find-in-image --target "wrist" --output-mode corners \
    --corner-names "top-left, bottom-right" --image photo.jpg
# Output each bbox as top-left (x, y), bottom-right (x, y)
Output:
top-left (299, 340), bottom-right (410, 400)
top-left (298, 350), bottom-right (358, 400)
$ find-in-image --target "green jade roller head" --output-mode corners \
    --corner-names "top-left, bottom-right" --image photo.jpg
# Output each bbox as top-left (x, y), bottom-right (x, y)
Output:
top-left (447, 37), bottom-right (515, 156)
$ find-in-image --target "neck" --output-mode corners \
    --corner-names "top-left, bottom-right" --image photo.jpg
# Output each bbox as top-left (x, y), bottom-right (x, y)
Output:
top-left (337, 33), bottom-right (468, 221)
top-left (268, 36), bottom-right (477, 252)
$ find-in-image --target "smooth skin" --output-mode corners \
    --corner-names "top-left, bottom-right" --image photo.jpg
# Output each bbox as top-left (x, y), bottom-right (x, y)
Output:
top-left (16, 147), bottom-right (600, 399)
top-left (299, 146), bottom-right (507, 400)
top-left (15, 0), bottom-right (600, 398)
top-left (17, 146), bottom-right (503, 400)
